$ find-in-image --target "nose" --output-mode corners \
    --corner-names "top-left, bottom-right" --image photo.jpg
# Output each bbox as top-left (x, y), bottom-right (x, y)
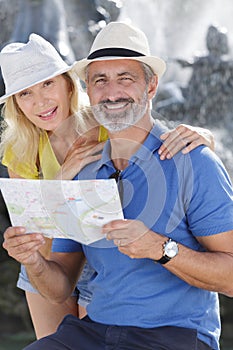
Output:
top-left (34, 90), bottom-right (49, 107)
top-left (102, 81), bottom-right (124, 102)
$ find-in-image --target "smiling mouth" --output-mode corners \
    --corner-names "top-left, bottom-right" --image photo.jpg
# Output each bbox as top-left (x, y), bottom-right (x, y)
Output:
top-left (38, 107), bottom-right (57, 119)
top-left (103, 102), bottom-right (130, 110)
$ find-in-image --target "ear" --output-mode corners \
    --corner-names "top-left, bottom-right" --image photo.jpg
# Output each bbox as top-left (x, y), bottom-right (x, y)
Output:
top-left (86, 82), bottom-right (90, 95)
top-left (147, 75), bottom-right (158, 100)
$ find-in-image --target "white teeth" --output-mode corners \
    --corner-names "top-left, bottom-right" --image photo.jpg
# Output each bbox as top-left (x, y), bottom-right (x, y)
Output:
top-left (41, 110), bottom-right (53, 117)
top-left (106, 103), bottom-right (126, 110)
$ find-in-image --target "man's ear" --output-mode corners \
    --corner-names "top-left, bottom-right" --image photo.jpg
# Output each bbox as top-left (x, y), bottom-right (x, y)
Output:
top-left (86, 81), bottom-right (90, 96)
top-left (148, 75), bottom-right (158, 100)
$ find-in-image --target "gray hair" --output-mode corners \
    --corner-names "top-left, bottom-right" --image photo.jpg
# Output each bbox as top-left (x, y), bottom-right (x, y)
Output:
top-left (141, 62), bottom-right (157, 84)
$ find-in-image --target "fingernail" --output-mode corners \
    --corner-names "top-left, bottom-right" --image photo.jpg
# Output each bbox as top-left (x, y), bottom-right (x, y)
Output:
top-left (17, 227), bottom-right (26, 234)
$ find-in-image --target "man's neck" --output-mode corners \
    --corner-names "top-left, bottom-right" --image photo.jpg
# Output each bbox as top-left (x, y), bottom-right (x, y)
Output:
top-left (108, 114), bottom-right (154, 170)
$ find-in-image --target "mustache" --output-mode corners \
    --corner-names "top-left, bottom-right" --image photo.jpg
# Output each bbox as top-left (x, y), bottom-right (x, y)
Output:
top-left (99, 98), bottom-right (135, 105)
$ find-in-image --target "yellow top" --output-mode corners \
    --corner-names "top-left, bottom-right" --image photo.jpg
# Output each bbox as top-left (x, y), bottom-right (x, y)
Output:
top-left (98, 125), bottom-right (108, 143)
top-left (2, 126), bottom-right (108, 179)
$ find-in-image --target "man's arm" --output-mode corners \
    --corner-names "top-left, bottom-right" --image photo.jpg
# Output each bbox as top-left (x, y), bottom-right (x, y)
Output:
top-left (103, 220), bottom-right (233, 297)
top-left (166, 231), bottom-right (233, 295)
top-left (3, 226), bottom-right (85, 303)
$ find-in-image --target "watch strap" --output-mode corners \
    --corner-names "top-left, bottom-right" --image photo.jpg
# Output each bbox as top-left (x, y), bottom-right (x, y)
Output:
top-left (155, 255), bottom-right (171, 265)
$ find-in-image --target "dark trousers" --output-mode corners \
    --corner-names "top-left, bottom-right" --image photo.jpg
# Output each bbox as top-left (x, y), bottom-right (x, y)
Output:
top-left (24, 315), bottom-right (213, 350)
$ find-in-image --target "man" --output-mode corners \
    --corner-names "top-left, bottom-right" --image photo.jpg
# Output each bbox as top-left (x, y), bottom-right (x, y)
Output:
top-left (3, 22), bottom-right (233, 350)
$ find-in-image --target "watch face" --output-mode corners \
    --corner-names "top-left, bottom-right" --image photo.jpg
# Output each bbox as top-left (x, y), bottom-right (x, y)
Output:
top-left (165, 240), bottom-right (179, 258)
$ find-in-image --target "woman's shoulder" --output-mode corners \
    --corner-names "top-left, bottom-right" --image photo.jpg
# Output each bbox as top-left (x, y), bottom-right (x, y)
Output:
top-left (2, 145), bottom-right (39, 179)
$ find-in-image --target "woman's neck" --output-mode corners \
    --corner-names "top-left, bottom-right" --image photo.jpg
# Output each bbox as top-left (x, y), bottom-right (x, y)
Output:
top-left (47, 116), bottom-right (79, 164)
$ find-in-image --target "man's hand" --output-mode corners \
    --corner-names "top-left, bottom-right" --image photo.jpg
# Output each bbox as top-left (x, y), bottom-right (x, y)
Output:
top-left (2, 226), bottom-right (45, 266)
top-left (102, 219), bottom-right (164, 260)
top-left (158, 124), bottom-right (215, 160)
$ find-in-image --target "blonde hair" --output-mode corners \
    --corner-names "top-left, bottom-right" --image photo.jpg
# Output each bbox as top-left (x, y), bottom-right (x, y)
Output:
top-left (0, 70), bottom-right (88, 171)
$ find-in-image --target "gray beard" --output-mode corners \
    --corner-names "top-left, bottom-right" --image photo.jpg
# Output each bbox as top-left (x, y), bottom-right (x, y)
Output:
top-left (91, 92), bottom-right (148, 133)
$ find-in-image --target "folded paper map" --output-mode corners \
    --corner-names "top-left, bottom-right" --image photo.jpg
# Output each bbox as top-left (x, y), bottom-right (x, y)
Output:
top-left (0, 178), bottom-right (124, 245)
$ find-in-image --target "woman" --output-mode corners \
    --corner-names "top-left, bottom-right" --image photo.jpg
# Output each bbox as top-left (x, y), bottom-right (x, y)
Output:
top-left (0, 33), bottom-right (214, 339)
top-left (0, 33), bottom-right (107, 339)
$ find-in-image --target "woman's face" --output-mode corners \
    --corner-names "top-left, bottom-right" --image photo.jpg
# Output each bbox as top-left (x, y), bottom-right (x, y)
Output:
top-left (14, 74), bottom-right (72, 131)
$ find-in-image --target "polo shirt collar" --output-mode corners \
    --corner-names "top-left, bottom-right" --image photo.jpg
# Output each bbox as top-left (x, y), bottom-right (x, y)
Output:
top-left (93, 119), bottom-right (169, 171)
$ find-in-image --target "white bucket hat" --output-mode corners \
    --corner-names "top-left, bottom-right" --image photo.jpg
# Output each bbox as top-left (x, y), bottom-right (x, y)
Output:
top-left (74, 21), bottom-right (166, 81)
top-left (0, 33), bottom-right (76, 104)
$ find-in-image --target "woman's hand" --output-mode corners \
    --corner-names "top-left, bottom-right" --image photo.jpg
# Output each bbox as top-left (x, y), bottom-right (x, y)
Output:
top-left (55, 137), bottom-right (105, 180)
top-left (158, 124), bottom-right (215, 160)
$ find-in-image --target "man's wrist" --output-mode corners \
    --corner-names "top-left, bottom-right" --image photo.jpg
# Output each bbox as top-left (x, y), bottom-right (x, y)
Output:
top-left (154, 238), bottom-right (179, 265)
top-left (25, 254), bottom-right (46, 278)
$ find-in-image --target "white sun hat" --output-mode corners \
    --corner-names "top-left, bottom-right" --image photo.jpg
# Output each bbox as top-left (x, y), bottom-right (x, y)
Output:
top-left (74, 21), bottom-right (166, 82)
top-left (0, 33), bottom-right (77, 104)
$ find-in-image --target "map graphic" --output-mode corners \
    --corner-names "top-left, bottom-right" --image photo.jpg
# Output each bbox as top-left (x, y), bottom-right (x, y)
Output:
top-left (0, 178), bottom-right (124, 245)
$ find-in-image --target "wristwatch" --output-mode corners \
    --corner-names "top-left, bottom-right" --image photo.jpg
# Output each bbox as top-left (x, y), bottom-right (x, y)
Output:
top-left (155, 238), bottom-right (179, 265)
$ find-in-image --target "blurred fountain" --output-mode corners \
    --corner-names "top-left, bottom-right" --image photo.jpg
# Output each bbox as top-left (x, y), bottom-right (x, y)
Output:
top-left (156, 24), bottom-right (233, 125)
top-left (1, 0), bottom-right (75, 62)
top-left (119, 0), bottom-right (233, 82)
top-left (119, 0), bottom-right (233, 178)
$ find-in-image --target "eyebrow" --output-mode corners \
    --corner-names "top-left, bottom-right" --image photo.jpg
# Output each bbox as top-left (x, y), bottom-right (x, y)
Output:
top-left (118, 71), bottom-right (138, 79)
top-left (90, 73), bottom-right (106, 82)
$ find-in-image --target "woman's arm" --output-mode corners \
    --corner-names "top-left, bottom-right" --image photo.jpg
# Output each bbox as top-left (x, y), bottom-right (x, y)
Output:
top-left (7, 169), bottom-right (24, 178)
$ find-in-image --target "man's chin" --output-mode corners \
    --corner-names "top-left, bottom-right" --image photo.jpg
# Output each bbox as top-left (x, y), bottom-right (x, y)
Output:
top-left (104, 122), bottom-right (132, 133)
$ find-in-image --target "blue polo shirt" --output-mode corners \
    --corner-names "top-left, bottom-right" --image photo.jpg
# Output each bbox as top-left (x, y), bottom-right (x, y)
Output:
top-left (53, 121), bottom-right (233, 350)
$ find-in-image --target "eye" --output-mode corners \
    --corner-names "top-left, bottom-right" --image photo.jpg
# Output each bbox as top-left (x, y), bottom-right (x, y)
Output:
top-left (119, 76), bottom-right (134, 85)
top-left (121, 76), bottom-right (133, 81)
top-left (18, 90), bottom-right (31, 98)
top-left (95, 78), bottom-right (107, 86)
top-left (43, 80), bottom-right (54, 87)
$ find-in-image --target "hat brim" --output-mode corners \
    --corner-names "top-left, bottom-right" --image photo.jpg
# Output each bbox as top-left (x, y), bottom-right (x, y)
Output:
top-left (74, 56), bottom-right (166, 82)
top-left (0, 62), bottom-right (77, 105)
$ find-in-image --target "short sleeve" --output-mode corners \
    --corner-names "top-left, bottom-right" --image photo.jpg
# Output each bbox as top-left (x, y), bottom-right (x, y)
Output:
top-left (2, 145), bottom-right (39, 179)
top-left (186, 147), bottom-right (233, 236)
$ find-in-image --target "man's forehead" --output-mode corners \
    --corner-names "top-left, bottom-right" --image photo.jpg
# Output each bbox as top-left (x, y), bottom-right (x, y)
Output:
top-left (88, 59), bottom-right (143, 75)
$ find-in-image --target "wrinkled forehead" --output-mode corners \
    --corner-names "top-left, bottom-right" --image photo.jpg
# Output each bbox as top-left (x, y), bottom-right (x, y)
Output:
top-left (86, 59), bottom-right (144, 78)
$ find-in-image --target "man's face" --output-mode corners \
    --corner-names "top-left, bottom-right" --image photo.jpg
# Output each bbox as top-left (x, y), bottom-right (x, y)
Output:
top-left (86, 59), bottom-right (151, 133)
